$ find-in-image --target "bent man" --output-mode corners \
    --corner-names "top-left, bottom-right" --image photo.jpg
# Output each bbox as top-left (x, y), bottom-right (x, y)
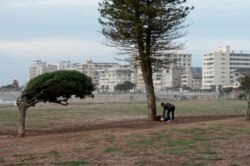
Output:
top-left (161, 102), bottom-right (175, 121)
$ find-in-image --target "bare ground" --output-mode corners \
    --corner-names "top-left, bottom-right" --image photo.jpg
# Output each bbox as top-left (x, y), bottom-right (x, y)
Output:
top-left (0, 115), bottom-right (249, 166)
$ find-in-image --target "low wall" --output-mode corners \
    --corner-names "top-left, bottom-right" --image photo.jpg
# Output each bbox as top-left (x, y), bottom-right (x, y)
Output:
top-left (0, 91), bottom-right (239, 106)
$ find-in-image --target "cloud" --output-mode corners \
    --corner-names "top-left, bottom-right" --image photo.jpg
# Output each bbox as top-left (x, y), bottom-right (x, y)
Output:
top-left (1, 0), bottom-right (101, 8)
top-left (0, 37), bottom-right (120, 85)
top-left (0, 38), bottom-right (115, 58)
top-left (187, 0), bottom-right (250, 11)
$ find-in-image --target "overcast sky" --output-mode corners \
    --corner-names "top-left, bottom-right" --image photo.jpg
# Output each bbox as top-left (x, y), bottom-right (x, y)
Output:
top-left (0, 0), bottom-right (250, 85)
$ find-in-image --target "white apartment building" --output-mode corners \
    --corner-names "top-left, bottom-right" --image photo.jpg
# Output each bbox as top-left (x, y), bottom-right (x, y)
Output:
top-left (99, 65), bottom-right (131, 92)
top-left (234, 68), bottom-right (250, 88)
top-left (55, 61), bottom-right (71, 70)
top-left (28, 60), bottom-right (119, 87)
top-left (133, 66), bottom-right (184, 91)
top-left (132, 53), bottom-right (192, 91)
top-left (181, 67), bottom-right (202, 89)
top-left (29, 60), bottom-right (57, 80)
top-left (152, 71), bottom-right (163, 91)
top-left (163, 53), bottom-right (192, 71)
top-left (92, 62), bottom-right (119, 87)
top-left (28, 54), bottom-right (192, 91)
top-left (161, 66), bottom-right (184, 89)
top-left (76, 60), bottom-right (119, 87)
top-left (70, 63), bottom-right (81, 71)
top-left (131, 67), bottom-right (145, 91)
top-left (202, 46), bottom-right (250, 89)
top-left (29, 60), bottom-right (46, 80)
top-left (78, 60), bottom-right (95, 79)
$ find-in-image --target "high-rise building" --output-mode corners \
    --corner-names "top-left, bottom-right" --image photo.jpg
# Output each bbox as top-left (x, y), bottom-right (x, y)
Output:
top-left (55, 61), bottom-right (71, 70)
top-left (29, 60), bottom-right (57, 80)
top-left (76, 60), bottom-right (119, 87)
top-left (132, 53), bottom-right (192, 91)
top-left (29, 60), bottom-right (119, 87)
top-left (161, 66), bottom-right (184, 89)
top-left (98, 65), bottom-right (131, 92)
top-left (202, 46), bottom-right (250, 89)
top-left (181, 67), bottom-right (202, 89)
top-left (167, 53), bottom-right (192, 71)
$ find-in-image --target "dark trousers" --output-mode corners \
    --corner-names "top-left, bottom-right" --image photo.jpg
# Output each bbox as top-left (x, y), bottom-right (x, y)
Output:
top-left (166, 107), bottom-right (175, 120)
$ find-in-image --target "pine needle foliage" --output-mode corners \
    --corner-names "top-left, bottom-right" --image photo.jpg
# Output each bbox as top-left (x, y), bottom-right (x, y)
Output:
top-left (98, 0), bottom-right (193, 120)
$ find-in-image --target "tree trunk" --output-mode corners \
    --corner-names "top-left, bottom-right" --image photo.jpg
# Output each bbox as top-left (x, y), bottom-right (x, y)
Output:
top-left (246, 92), bottom-right (250, 120)
top-left (135, 3), bottom-right (156, 121)
top-left (247, 100), bottom-right (250, 120)
top-left (141, 63), bottom-right (157, 121)
top-left (144, 2), bottom-right (157, 121)
top-left (145, 79), bottom-right (157, 121)
top-left (18, 103), bottom-right (29, 138)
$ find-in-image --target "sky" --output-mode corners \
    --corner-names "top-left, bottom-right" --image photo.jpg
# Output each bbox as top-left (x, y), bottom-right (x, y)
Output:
top-left (0, 0), bottom-right (250, 85)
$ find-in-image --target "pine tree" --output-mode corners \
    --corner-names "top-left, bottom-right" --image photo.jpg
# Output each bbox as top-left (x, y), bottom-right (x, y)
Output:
top-left (99, 0), bottom-right (193, 120)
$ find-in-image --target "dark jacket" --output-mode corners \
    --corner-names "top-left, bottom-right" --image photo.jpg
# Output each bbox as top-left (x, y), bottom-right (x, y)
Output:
top-left (161, 102), bottom-right (175, 120)
top-left (162, 102), bottom-right (175, 110)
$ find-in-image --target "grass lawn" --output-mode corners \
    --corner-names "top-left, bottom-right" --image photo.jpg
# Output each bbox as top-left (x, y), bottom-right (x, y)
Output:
top-left (0, 100), bottom-right (247, 131)
top-left (0, 100), bottom-right (249, 165)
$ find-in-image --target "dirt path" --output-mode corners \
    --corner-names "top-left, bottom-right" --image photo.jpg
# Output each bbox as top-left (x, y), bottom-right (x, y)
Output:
top-left (0, 114), bottom-right (244, 137)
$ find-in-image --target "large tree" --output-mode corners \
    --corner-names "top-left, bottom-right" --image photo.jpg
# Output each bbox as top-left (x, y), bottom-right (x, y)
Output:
top-left (16, 70), bottom-right (95, 137)
top-left (99, 0), bottom-right (192, 120)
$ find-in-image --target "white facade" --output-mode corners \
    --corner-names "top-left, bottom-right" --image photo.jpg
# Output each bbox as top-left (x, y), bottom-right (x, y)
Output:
top-left (234, 68), bottom-right (250, 88)
top-left (161, 66), bottom-right (184, 89)
top-left (29, 60), bottom-right (57, 80)
top-left (29, 60), bottom-right (46, 80)
top-left (92, 62), bottom-right (119, 87)
top-left (28, 53), bottom-right (192, 91)
top-left (76, 60), bottom-right (119, 87)
top-left (99, 65), bottom-right (131, 92)
top-left (181, 73), bottom-right (190, 88)
top-left (174, 53), bottom-right (192, 71)
top-left (202, 46), bottom-right (250, 89)
top-left (55, 61), bottom-right (71, 70)
top-left (70, 63), bottom-right (81, 71)
top-left (181, 67), bottom-right (202, 89)
top-left (131, 67), bottom-right (145, 91)
top-left (78, 60), bottom-right (95, 78)
top-left (44, 64), bottom-right (57, 73)
top-left (132, 53), bottom-right (191, 91)
top-left (132, 66), bottom-right (184, 91)
top-left (163, 53), bottom-right (192, 71)
top-left (29, 60), bottom-right (119, 87)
